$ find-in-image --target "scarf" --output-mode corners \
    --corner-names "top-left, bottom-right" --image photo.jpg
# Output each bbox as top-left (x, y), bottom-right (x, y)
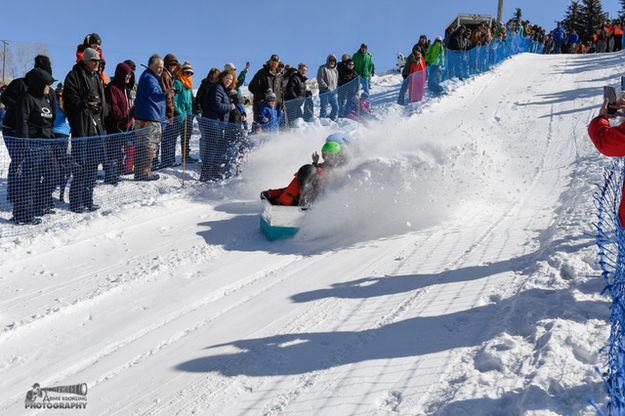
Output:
top-left (176, 70), bottom-right (193, 90)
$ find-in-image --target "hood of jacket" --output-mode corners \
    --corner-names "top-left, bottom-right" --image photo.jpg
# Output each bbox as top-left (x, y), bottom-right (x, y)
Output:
top-left (112, 63), bottom-right (132, 89)
top-left (26, 68), bottom-right (53, 97)
top-left (326, 54), bottom-right (337, 67)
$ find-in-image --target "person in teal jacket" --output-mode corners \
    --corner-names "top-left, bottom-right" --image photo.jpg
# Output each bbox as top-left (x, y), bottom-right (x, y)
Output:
top-left (425, 37), bottom-right (445, 95)
top-left (162, 61), bottom-right (196, 167)
top-left (352, 43), bottom-right (373, 93)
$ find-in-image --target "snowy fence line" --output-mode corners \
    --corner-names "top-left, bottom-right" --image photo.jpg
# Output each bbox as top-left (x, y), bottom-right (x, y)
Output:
top-left (282, 32), bottom-right (543, 123)
top-left (593, 158), bottom-right (625, 415)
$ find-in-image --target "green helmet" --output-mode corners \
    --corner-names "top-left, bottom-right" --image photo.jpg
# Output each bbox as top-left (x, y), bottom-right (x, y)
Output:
top-left (321, 141), bottom-right (341, 155)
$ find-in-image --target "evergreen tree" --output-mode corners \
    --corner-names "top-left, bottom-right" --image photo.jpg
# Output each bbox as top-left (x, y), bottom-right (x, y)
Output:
top-left (562, 1), bottom-right (585, 37)
top-left (620, 0), bottom-right (625, 20)
top-left (581, 0), bottom-right (605, 42)
top-left (512, 8), bottom-right (522, 21)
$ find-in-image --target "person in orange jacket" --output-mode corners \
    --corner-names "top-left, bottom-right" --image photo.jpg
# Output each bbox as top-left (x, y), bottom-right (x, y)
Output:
top-left (613, 19), bottom-right (623, 52)
top-left (76, 33), bottom-right (109, 84)
top-left (261, 141), bottom-right (344, 207)
top-left (588, 97), bottom-right (625, 225)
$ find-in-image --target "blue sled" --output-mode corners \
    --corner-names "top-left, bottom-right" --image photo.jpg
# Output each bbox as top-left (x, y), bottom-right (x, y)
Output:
top-left (260, 199), bottom-right (307, 241)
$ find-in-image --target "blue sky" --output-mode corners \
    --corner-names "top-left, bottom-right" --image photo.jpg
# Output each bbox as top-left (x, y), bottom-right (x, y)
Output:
top-left (1, 0), bottom-right (622, 83)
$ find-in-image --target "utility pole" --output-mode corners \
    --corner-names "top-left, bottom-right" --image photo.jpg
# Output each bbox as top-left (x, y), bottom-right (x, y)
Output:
top-left (497, 0), bottom-right (503, 23)
top-left (1, 40), bottom-right (7, 84)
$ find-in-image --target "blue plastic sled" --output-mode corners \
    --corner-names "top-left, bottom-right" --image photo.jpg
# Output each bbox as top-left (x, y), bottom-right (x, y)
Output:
top-left (260, 199), bottom-right (307, 241)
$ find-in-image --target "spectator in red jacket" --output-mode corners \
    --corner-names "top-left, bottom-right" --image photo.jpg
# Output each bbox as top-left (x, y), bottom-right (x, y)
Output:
top-left (588, 98), bottom-right (625, 225)
top-left (104, 62), bottom-right (134, 185)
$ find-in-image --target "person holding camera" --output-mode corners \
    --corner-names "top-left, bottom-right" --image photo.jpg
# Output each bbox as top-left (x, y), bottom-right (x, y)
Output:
top-left (63, 47), bottom-right (107, 213)
top-left (589, 95), bottom-right (625, 225)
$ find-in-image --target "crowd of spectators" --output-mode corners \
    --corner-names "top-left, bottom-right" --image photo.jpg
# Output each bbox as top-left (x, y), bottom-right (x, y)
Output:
top-left (1, 19), bottom-right (623, 225)
top-left (0, 34), bottom-right (381, 224)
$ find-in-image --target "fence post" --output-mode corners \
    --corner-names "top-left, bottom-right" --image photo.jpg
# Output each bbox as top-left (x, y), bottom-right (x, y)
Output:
top-left (357, 77), bottom-right (361, 121)
top-left (182, 114), bottom-right (188, 189)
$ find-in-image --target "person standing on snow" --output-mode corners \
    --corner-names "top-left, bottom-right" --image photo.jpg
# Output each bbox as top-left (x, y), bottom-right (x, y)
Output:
top-left (1, 55), bottom-right (56, 204)
top-left (588, 98), bottom-right (625, 225)
top-left (14, 68), bottom-right (59, 225)
top-left (75, 33), bottom-right (109, 84)
top-left (133, 54), bottom-right (174, 182)
top-left (317, 54), bottom-right (339, 120)
top-left (103, 63), bottom-right (134, 185)
top-left (337, 59), bottom-right (358, 117)
top-left (63, 48), bottom-right (106, 212)
top-left (352, 43), bottom-right (373, 94)
top-left (398, 44), bottom-right (426, 105)
top-left (425, 36), bottom-right (445, 95)
top-left (155, 53), bottom-right (179, 169)
top-left (249, 54), bottom-right (283, 120)
top-left (552, 23), bottom-right (566, 54)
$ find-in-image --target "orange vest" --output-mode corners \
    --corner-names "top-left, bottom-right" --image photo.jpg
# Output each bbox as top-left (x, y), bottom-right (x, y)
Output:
top-left (275, 166), bottom-right (324, 206)
top-left (614, 25), bottom-right (623, 35)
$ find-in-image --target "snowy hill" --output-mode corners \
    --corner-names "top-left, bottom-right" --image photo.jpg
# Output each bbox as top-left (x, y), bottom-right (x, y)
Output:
top-left (0, 51), bottom-right (620, 415)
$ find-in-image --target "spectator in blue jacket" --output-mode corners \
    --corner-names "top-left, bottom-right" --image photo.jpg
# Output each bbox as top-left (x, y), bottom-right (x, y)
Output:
top-left (257, 89), bottom-right (284, 131)
top-left (134, 54), bottom-right (174, 181)
top-left (567, 30), bottom-right (579, 53)
top-left (552, 23), bottom-right (566, 54)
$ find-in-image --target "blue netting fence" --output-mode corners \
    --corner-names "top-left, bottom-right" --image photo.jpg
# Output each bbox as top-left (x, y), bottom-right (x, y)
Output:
top-left (0, 115), bottom-right (253, 236)
top-left (281, 32), bottom-right (543, 122)
top-left (593, 158), bottom-right (625, 415)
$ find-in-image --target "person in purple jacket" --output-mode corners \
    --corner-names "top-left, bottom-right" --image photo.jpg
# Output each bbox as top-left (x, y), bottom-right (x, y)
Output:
top-left (133, 54), bottom-right (174, 181)
top-left (104, 62), bottom-right (134, 185)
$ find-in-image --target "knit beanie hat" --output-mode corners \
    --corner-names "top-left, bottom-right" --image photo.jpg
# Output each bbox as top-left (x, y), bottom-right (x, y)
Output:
top-left (181, 61), bottom-right (194, 74)
top-left (164, 53), bottom-right (179, 67)
top-left (34, 55), bottom-right (52, 75)
top-left (265, 88), bottom-right (276, 102)
top-left (82, 48), bottom-right (100, 62)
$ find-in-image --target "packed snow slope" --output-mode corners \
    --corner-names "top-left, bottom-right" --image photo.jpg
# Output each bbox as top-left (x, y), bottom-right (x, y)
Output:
top-left (0, 51), bottom-right (620, 415)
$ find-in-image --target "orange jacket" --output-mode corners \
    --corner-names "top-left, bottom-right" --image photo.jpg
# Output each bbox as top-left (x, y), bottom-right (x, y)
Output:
top-left (268, 166), bottom-right (324, 206)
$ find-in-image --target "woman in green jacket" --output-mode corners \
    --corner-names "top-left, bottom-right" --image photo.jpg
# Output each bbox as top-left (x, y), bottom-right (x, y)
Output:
top-left (425, 37), bottom-right (445, 95)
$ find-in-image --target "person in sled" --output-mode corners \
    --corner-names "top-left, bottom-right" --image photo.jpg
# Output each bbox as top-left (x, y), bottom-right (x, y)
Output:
top-left (261, 141), bottom-right (344, 207)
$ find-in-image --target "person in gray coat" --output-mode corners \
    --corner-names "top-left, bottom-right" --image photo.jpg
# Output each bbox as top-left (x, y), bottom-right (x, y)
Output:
top-left (317, 54), bottom-right (338, 119)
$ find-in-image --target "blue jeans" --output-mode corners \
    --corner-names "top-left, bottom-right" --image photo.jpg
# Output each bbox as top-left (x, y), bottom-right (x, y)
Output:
top-left (398, 78), bottom-right (409, 105)
top-left (319, 91), bottom-right (338, 119)
top-left (428, 66), bottom-right (444, 95)
top-left (360, 78), bottom-right (370, 94)
top-left (553, 39), bottom-right (562, 54)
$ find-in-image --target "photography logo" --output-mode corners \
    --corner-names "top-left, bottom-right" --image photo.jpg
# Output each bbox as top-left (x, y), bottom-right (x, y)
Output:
top-left (24, 383), bottom-right (88, 410)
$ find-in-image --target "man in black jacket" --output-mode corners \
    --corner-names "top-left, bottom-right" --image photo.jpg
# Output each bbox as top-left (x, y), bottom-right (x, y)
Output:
top-left (338, 59), bottom-right (358, 117)
top-left (1, 55), bottom-right (56, 203)
top-left (63, 47), bottom-right (106, 213)
top-left (284, 63), bottom-right (308, 124)
top-left (13, 68), bottom-right (58, 224)
top-left (249, 55), bottom-right (283, 120)
top-left (416, 35), bottom-right (430, 58)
